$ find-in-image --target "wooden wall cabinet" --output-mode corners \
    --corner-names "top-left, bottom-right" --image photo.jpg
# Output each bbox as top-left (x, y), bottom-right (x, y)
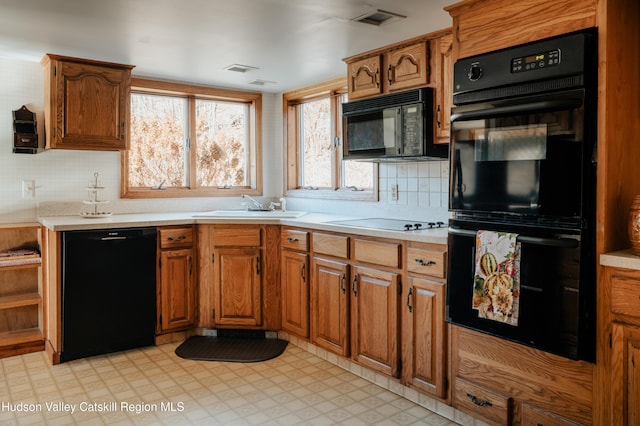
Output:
top-left (0, 224), bottom-right (44, 358)
top-left (345, 40), bottom-right (429, 100)
top-left (280, 228), bottom-right (310, 338)
top-left (41, 54), bottom-right (134, 151)
top-left (445, 0), bottom-right (596, 60)
top-left (157, 226), bottom-right (196, 334)
top-left (431, 33), bottom-right (453, 145)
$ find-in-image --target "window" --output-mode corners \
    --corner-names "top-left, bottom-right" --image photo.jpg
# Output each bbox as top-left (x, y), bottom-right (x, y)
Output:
top-left (122, 78), bottom-right (262, 198)
top-left (284, 79), bottom-right (377, 200)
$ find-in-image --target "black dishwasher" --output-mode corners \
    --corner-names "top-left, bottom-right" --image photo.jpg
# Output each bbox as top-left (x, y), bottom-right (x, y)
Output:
top-left (61, 227), bottom-right (157, 362)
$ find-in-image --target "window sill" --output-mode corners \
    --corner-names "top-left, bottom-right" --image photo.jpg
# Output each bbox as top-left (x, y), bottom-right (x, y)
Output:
top-left (285, 188), bottom-right (377, 202)
top-left (122, 187), bottom-right (261, 199)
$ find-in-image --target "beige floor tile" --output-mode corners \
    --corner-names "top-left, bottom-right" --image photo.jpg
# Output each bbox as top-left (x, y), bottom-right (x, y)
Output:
top-left (0, 343), bottom-right (461, 425)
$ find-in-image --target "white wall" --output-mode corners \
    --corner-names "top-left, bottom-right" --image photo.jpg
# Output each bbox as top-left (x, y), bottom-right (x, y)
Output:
top-left (0, 57), bottom-right (449, 224)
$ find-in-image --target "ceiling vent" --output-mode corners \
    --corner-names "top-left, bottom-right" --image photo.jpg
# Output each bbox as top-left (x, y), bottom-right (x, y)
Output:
top-left (351, 9), bottom-right (406, 26)
top-left (224, 64), bottom-right (259, 73)
top-left (248, 79), bottom-right (276, 86)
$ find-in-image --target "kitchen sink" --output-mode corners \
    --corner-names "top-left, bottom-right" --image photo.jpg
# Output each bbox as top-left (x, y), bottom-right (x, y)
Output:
top-left (193, 210), bottom-right (307, 218)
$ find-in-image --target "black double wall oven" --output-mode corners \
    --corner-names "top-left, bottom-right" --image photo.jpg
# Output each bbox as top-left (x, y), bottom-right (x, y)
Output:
top-left (446, 29), bottom-right (597, 362)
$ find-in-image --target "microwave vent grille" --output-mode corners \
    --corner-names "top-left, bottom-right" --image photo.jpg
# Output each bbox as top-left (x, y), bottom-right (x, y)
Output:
top-left (343, 88), bottom-right (432, 114)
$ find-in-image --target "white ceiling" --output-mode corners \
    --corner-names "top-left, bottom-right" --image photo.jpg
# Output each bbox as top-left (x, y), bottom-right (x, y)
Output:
top-left (0, 0), bottom-right (452, 93)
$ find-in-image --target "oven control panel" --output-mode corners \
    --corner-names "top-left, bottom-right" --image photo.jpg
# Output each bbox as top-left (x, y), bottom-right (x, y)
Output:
top-left (511, 49), bottom-right (561, 73)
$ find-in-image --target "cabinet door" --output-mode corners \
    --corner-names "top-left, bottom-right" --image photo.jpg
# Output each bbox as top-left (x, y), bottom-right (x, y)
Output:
top-left (281, 250), bottom-right (309, 338)
top-left (214, 248), bottom-right (262, 326)
top-left (351, 266), bottom-right (400, 377)
top-left (402, 276), bottom-right (446, 398)
top-left (159, 248), bottom-right (195, 332)
top-left (612, 323), bottom-right (640, 426)
top-left (311, 257), bottom-right (350, 356)
top-left (347, 55), bottom-right (382, 100)
top-left (385, 42), bottom-right (429, 93)
top-left (432, 33), bottom-right (452, 144)
top-left (49, 58), bottom-right (131, 150)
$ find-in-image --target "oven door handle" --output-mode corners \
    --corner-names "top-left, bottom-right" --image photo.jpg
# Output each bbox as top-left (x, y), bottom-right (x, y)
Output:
top-left (450, 98), bottom-right (582, 122)
top-left (448, 227), bottom-right (579, 248)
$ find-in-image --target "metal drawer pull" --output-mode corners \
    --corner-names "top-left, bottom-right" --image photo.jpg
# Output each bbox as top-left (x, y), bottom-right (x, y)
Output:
top-left (415, 258), bottom-right (435, 267)
top-left (340, 273), bottom-right (346, 294)
top-left (407, 287), bottom-right (413, 313)
top-left (168, 235), bottom-right (186, 241)
top-left (287, 237), bottom-right (299, 243)
top-left (467, 393), bottom-right (492, 407)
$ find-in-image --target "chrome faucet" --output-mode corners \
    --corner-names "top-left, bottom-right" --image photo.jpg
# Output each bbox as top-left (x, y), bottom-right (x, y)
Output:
top-left (241, 194), bottom-right (265, 211)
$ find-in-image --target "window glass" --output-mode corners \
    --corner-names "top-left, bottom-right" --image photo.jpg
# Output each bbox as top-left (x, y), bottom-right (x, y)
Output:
top-left (129, 93), bottom-right (186, 187)
top-left (123, 78), bottom-right (262, 198)
top-left (301, 98), bottom-right (332, 188)
top-left (196, 99), bottom-right (248, 187)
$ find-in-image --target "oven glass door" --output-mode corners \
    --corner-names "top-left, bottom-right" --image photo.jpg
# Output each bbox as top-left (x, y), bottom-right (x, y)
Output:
top-left (446, 218), bottom-right (594, 361)
top-left (449, 89), bottom-right (589, 220)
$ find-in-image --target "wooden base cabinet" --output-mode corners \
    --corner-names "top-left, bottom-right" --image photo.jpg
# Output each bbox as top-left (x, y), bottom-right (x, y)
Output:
top-left (402, 243), bottom-right (448, 399)
top-left (311, 256), bottom-right (350, 356)
top-left (157, 226), bottom-right (196, 333)
top-left (612, 323), bottom-right (640, 426)
top-left (607, 266), bottom-right (640, 426)
top-left (197, 225), bottom-right (280, 331)
top-left (351, 266), bottom-right (400, 377)
top-left (0, 224), bottom-right (44, 358)
top-left (452, 326), bottom-right (593, 425)
top-left (281, 228), bottom-right (310, 338)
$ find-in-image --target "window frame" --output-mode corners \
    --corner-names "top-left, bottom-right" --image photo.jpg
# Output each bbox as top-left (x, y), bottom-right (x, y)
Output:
top-left (283, 78), bottom-right (377, 201)
top-left (121, 77), bottom-right (262, 199)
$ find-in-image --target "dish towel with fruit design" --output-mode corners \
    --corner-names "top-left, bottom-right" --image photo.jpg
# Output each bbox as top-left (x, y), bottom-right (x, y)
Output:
top-left (473, 230), bottom-right (521, 326)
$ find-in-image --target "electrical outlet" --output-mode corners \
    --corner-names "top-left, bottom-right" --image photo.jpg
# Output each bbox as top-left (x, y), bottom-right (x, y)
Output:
top-left (390, 184), bottom-right (398, 201)
top-left (21, 180), bottom-right (35, 198)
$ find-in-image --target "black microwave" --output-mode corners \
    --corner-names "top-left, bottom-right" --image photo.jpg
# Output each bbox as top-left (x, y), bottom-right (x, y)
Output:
top-left (342, 88), bottom-right (447, 160)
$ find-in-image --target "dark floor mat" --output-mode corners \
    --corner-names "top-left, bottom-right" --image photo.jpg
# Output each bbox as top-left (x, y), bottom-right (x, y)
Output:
top-left (175, 335), bottom-right (288, 362)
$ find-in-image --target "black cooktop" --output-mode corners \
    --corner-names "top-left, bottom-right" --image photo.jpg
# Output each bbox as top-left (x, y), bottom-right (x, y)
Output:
top-left (328, 218), bottom-right (445, 232)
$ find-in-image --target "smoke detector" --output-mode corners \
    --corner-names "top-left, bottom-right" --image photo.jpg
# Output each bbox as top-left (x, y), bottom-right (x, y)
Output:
top-left (351, 9), bottom-right (406, 26)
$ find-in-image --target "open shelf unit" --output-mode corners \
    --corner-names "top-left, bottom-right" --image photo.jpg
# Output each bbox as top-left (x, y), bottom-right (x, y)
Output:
top-left (0, 223), bottom-right (45, 357)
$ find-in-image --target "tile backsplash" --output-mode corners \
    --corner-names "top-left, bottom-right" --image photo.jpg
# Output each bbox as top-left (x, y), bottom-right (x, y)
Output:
top-left (379, 161), bottom-right (449, 208)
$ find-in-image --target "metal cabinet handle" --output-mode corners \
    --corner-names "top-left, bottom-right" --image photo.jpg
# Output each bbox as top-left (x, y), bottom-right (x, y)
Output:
top-left (352, 274), bottom-right (358, 297)
top-left (436, 104), bottom-right (442, 129)
top-left (168, 235), bottom-right (186, 241)
top-left (407, 287), bottom-right (413, 313)
top-left (301, 263), bottom-right (306, 282)
top-left (287, 237), bottom-right (299, 243)
top-left (340, 273), bottom-right (346, 294)
top-left (415, 258), bottom-right (435, 267)
top-left (466, 393), bottom-right (492, 407)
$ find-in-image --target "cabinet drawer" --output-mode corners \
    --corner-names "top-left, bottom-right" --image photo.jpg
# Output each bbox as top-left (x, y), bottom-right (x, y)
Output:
top-left (212, 226), bottom-right (261, 247)
top-left (281, 228), bottom-right (309, 251)
top-left (611, 275), bottom-right (640, 319)
top-left (353, 239), bottom-right (400, 268)
top-left (407, 246), bottom-right (446, 278)
top-left (159, 227), bottom-right (193, 249)
top-left (454, 378), bottom-right (511, 426)
top-left (522, 403), bottom-right (581, 426)
top-left (313, 233), bottom-right (349, 259)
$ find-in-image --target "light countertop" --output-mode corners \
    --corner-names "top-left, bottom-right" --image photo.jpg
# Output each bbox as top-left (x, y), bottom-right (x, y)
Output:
top-left (600, 249), bottom-right (640, 271)
top-left (39, 212), bottom-right (449, 245)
